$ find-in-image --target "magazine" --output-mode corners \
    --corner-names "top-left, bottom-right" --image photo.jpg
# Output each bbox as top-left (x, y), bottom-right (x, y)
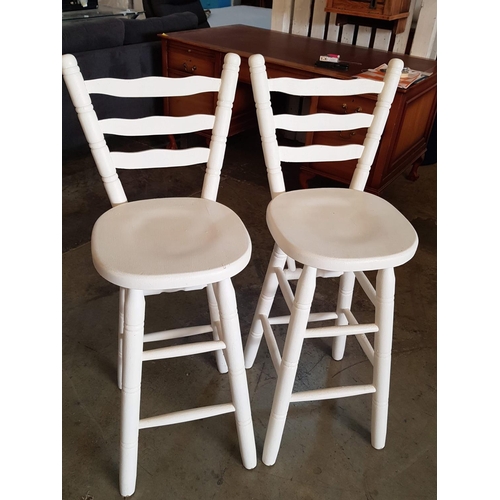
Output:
top-left (355, 63), bottom-right (432, 89)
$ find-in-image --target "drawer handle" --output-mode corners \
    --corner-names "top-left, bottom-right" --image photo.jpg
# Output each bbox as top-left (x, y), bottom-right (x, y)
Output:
top-left (183, 62), bottom-right (197, 73)
top-left (339, 131), bottom-right (357, 138)
top-left (341, 104), bottom-right (363, 113)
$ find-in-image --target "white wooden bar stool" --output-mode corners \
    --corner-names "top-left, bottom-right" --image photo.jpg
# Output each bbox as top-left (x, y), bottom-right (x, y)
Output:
top-left (245, 54), bottom-right (418, 465)
top-left (62, 52), bottom-right (257, 497)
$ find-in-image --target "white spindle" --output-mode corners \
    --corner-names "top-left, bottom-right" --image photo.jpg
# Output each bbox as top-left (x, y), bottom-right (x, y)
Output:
top-left (120, 289), bottom-right (145, 497)
top-left (62, 54), bottom-right (127, 206)
top-left (371, 268), bottom-right (396, 449)
top-left (139, 403), bottom-right (235, 430)
top-left (249, 54), bottom-right (286, 199)
top-left (214, 279), bottom-right (257, 470)
top-left (202, 53), bottom-right (241, 201)
top-left (290, 384), bottom-right (376, 403)
top-left (350, 58), bottom-right (403, 191)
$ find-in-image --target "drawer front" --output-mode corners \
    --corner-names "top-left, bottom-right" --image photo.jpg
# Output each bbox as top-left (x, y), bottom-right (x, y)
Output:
top-left (317, 94), bottom-right (376, 116)
top-left (167, 43), bottom-right (216, 77)
top-left (310, 94), bottom-right (377, 147)
top-left (325, 0), bottom-right (411, 19)
top-left (166, 69), bottom-right (215, 117)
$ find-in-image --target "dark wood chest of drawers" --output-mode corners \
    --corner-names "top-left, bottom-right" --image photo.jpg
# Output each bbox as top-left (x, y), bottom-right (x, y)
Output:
top-left (161, 25), bottom-right (437, 194)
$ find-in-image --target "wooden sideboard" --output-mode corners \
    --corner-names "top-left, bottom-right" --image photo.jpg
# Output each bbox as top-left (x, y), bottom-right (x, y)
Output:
top-left (160, 25), bottom-right (437, 194)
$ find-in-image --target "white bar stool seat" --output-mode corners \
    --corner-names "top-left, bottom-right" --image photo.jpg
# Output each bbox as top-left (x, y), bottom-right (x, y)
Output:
top-left (266, 188), bottom-right (417, 274)
top-left (92, 197), bottom-right (251, 291)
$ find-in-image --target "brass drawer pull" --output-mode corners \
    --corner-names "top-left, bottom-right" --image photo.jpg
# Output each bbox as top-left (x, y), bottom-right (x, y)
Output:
top-left (341, 104), bottom-right (363, 113)
top-left (339, 131), bottom-right (356, 138)
top-left (183, 62), bottom-right (197, 73)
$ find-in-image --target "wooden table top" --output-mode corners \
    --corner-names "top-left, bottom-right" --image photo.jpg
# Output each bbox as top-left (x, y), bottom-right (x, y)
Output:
top-left (160, 25), bottom-right (437, 81)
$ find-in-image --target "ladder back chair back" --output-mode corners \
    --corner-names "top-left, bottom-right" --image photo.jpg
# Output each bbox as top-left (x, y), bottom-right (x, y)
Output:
top-left (245, 53), bottom-right (418, 466)
top-left (62, 52), bottom-right (256, 496)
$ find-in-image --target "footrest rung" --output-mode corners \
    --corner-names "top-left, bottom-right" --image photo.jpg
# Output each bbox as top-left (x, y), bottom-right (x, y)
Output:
top-left (142, 340), bottom-right (226, 361)
top-left (144, 324), bottom-right (213, 343)
top-left (290, 384), bottom-right (376, 403)
top-left (269, 311), bottom-right (338, 325)
top-left (304, 323), bottom-right (378, 338)
top-left (283, 268), bottom-right (342, 280)
top-left (139, 403), bottom-right (235, 430)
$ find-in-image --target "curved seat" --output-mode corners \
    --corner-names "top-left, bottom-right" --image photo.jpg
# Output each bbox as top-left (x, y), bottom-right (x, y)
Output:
top-left (92, 197), bottom-right (252, 291)
top-left (266, 188), bottom-right (418, 273)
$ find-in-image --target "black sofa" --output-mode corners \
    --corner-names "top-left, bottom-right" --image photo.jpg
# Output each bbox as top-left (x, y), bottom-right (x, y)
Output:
top-left (143, 0), bottom-right (210, 29)
top-left (62, 13), bottom-right (200, 156)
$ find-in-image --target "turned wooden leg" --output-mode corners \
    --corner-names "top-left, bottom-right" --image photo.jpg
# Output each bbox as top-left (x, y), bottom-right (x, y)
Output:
top-left (262, 265), bottom-right (317, 466)
top-left (214, 279), bottom-right (257, 470)
top-left (371, 268), bottom-right (396, 450)
top-left (117, 287), bottom-right (125, 390)
top-left (244, 244), bottom-right (288, 369)
top-left (299, 169), bottom-right (315, 189)
top-left (332, 271), bottom-right (355, 361)
top-left (120, 289), bottom-right (145, 497)
top-left (207, 283), bottom-right (229, 374)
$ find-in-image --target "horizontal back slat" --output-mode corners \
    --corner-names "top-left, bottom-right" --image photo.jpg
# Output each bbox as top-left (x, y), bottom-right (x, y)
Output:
top-left (85, 75), bottom-right (221, 97)
top-left (278, 144), bottom-right (364, 163)
top-left (268, 77), bottom-right (384, 96)
top-left (273, 112), bottom-right (374, 132)
top-left (110, 148), bottom-right (210, 169)
top-left (99, 115), bottom-right (216, 136)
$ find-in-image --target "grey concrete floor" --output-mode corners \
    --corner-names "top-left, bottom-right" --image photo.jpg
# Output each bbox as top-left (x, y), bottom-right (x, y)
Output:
top-left (62, 130), bottom-right (436, 499)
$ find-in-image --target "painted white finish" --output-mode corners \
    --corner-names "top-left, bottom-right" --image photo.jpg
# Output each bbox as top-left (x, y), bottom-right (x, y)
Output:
top-left (109, 148), bottom-right (211, 169)
top-left (410, 0), bottom-right (437, 58)
top-left (245, 53), bottom-right (418, 466)
top-left (269, 76), bottom-right (384, 95)
top-left (85, 75), bottom-right (221, 96)
top-left (289, 384), bottom-right (376, 402)
top-left (139, 403), bottom-right (236, 430)
top-left (100, 115), bottom-right (216, 136)
top-left (278, 144), bottom-right (364, 163)
top-left (274, 112), bottom-right (374, 132)
top-left (291, 0), bottom-right (311, 36)
top-left (62, 52), bottom-right (256, 497)
top-left (270, 0), bottom-right (293, 33)
top-left (267, 188), bottom-right (418, 271)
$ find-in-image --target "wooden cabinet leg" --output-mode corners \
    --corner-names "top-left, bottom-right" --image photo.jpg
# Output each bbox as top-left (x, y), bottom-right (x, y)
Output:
top-left (406, 153), bottom-right (425, 181)
top-left (299, 169), bottom-right (315, 189)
